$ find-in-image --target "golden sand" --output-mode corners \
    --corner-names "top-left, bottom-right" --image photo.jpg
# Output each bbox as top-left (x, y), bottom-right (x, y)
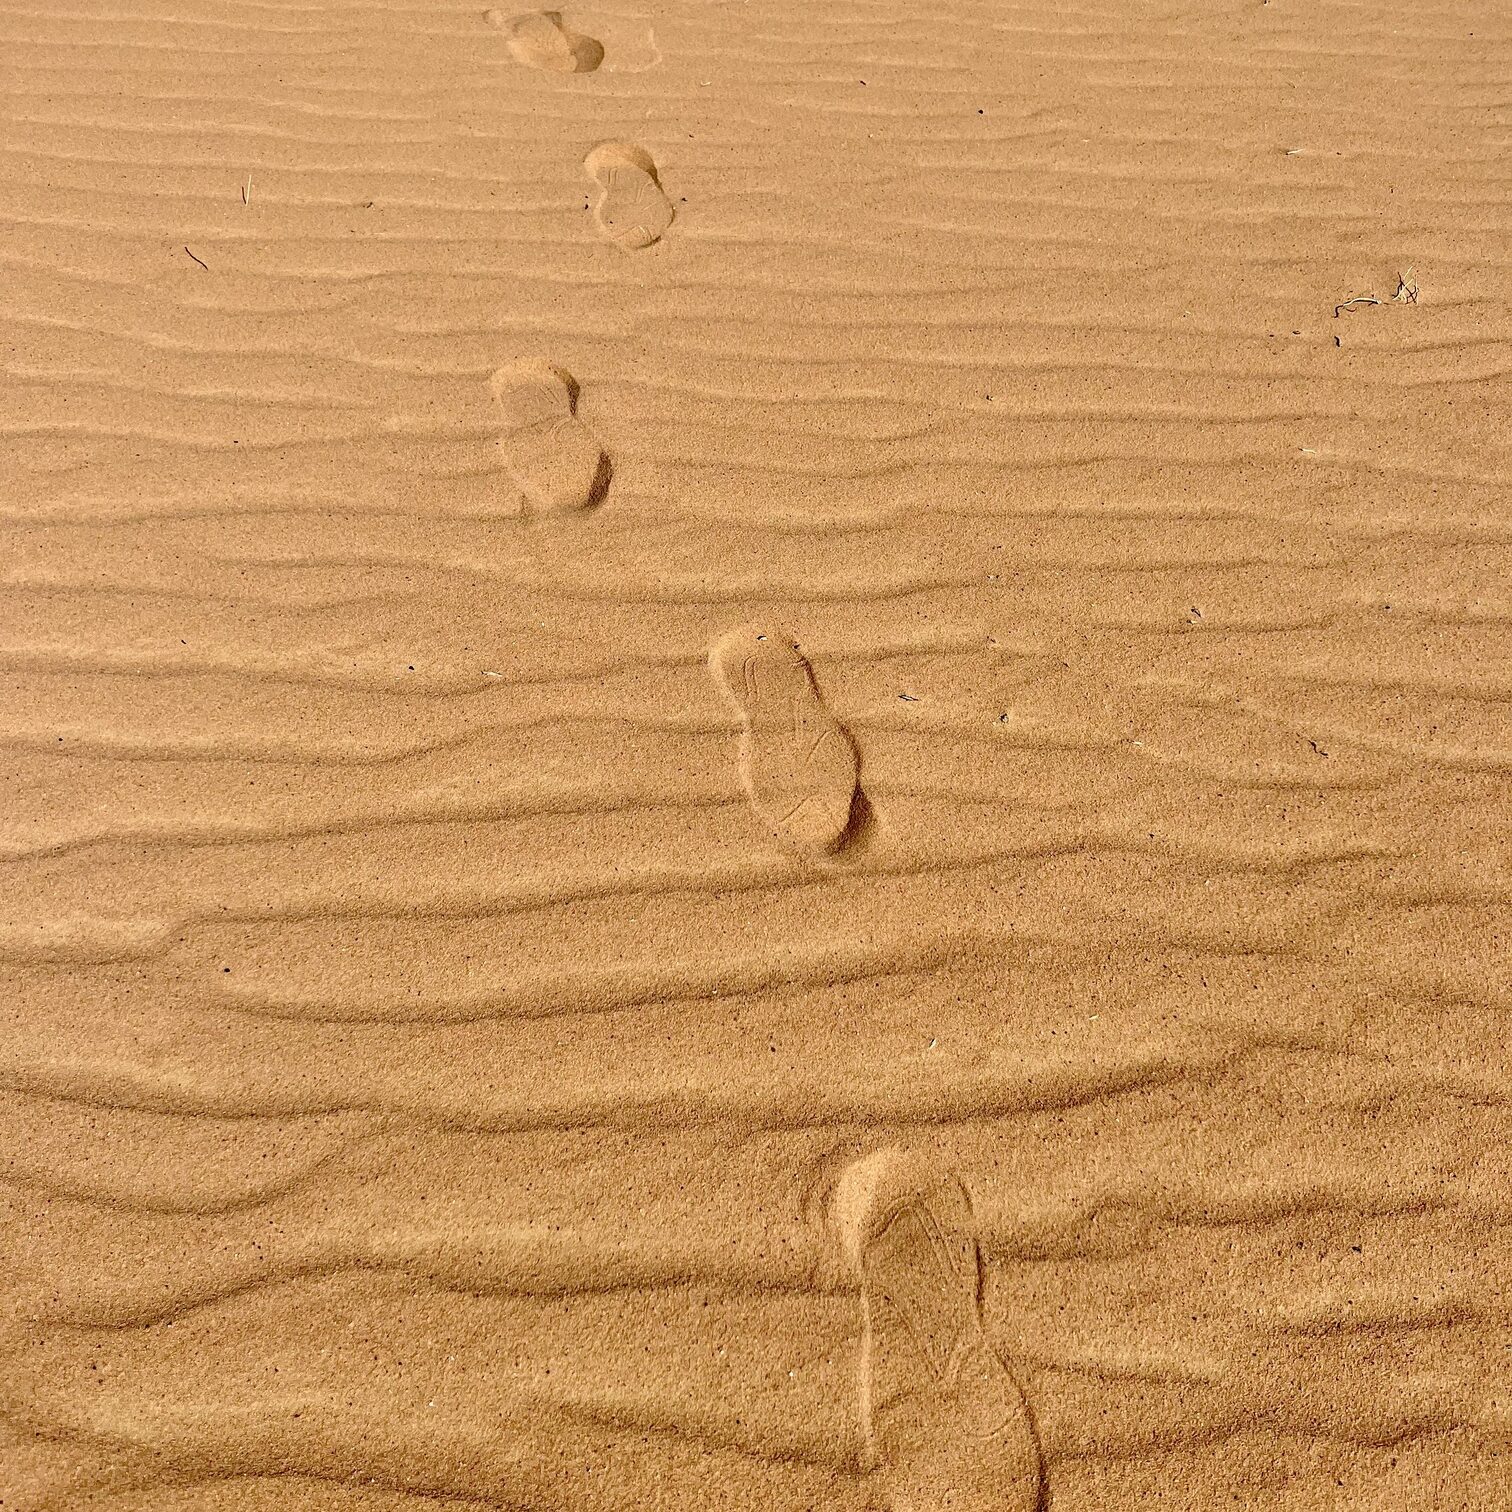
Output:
top-left (2, 1), bottom-right (1509, 1508)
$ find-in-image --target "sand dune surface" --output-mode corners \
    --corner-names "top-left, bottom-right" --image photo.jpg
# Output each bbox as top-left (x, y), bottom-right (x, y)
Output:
top-left (2, 1), bottom-right (1510, 1508)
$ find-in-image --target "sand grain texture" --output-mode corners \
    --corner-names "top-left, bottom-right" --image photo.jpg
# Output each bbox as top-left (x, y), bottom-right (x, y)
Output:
top-left (2, 0), bottom-right (1510, 1509)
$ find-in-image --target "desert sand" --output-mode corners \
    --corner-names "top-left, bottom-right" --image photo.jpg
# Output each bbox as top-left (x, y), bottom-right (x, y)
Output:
top-left (2, 0), bottom-right (1509, 1508)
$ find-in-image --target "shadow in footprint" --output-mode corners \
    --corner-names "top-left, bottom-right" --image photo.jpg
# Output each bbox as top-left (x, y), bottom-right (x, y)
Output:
top-left (490, 360), bottom-right (608, 516)
top-left (836, 787), bottom-right (880, 859)
top-left (584, 141), bottom-right (673, 250)
top-left (486, 9), bottom-right (604, 72)
top-left (585, 450), bottom-right (613, 510)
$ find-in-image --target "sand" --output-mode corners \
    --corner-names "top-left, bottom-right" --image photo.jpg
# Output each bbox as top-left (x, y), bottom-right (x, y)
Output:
top-left (2, 0), bottom-right (1509, 1507)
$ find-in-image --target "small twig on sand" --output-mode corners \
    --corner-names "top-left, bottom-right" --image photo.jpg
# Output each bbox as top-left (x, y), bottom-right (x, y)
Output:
top-left (184, 246), bottom-right (209, 270)
top-left (1393, 267), bottom-right (1419, 303)
top-left (242, 174), bottom-right (252, 205)
top-left (1333, 295), bottom-right (1380, 317)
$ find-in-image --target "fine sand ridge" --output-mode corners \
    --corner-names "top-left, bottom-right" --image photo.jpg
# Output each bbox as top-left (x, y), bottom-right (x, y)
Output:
top-left (4, 0), bottom-right (1511, 1508)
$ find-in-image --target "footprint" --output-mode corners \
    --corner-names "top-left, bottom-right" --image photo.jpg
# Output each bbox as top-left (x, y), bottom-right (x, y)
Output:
top-left (832, 1151), bottom-right (1044, 1512)
top-left (709, 626), bottom-right (859, 857)
top-left (490, 360), bottom-right (609, 515)
top-left (584, 142), bottom-right (673, 250)
top-left (486, 9), bottom-right (603, 72)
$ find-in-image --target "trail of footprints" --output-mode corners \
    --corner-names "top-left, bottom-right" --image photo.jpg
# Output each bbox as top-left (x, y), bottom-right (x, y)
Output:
top-left (485, 24), bottom-right (995, 1493)
top-left (482, 17), bottom-right (855, 857)
top-left (490, 11), bottom-right (670, 248)
top-left (486, 2), bottom-right (1005, 1494)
